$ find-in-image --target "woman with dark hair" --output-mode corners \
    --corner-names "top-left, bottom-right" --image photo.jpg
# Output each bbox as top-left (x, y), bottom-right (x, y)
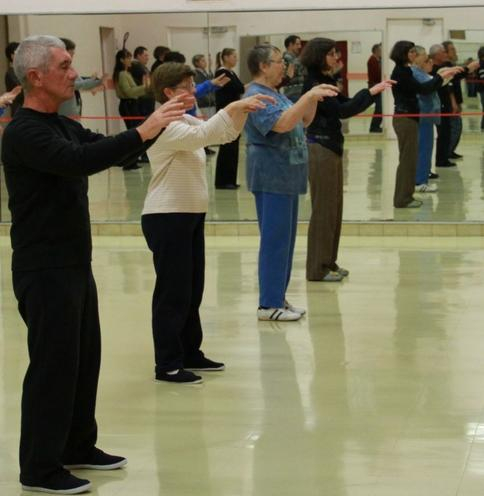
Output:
top-left (214, 48), bottom-right (245, 189)
top-left (301, 37), bottom-right (394, 282)
top-left (151, 45), bottom-right (170, 72)
top-left (389, 40), bottom-right (461, 208)
top-left (244, 44), bottom-right (338, 321)
top-left (113, 48), bottom-right (149, 169)
top-left (477, 47), bottom-right (484, 130)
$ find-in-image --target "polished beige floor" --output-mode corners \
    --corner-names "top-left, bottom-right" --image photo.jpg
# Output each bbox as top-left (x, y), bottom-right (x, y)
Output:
top-left (1, 99), bottom-right (484, 225)
top-left (2, 235), bottom-right (484, 495)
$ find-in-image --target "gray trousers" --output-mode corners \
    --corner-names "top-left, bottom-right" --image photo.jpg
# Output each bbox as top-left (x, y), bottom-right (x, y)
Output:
top-left (393, 117), bottom-right (419, 208)
top-left (306, 143), bottom-right (343, 281)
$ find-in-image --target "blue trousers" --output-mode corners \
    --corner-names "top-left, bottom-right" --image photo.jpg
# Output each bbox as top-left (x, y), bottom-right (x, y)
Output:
top-left (415, 118), bottom-right (434, 185)
top-left (254, 192), bottom-right (299, 308)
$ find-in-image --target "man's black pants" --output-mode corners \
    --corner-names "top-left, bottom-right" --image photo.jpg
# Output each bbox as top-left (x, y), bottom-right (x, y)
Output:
top-left (142, 213), bottom-right (205, 375)
top-left (435, 116), bottom-right (452, 167)
top-left (13, 265), bottom-right (101, 484)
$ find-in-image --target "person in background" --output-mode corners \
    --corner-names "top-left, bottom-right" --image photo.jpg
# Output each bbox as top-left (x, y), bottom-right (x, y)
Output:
top-left (244, 44), bottom-right (338, 321)
top-left (151, 45), bottom-right (170, 73)
top-left (142, 62), bottom-right (272, 383)
top-left (367, 43), bottom-right (383, 133)
top-left (0, 86), bottom-right (22, 118)
top-left (281, 35), bottom-right (305, 103)
top-left (214, 48), bottom-right (245, 189)
top-left (301, 37), bottom-right (393, 283)
top-left (58, 38), bottom-right (107, 118)
top-left (113, 48), bottom-right (150, 170)
top-left (390, 40), bottom-right (461, 208)
top-left (164, 51), bottom-right (186, 64)
top-left (131, 45), bottom-right (156, 117)
top-left (2, 34), bottom-right (189, 495)
top-left (5, 41), bottom-right (24, 116)
top-left (477, 47), bottom-right (484, 130)
top-left (411, 46), bottom-right (441, 193)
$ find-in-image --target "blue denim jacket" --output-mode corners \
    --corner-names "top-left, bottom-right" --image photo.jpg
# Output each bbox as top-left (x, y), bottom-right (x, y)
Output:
top-left (244, 83), bottom-right (308, 195)
top-left (411, 66), bottom-right (441, 125)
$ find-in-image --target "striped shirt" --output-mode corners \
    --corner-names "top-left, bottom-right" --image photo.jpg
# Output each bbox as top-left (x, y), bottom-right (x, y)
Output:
top-left (143, 109), bottom-right (238, 214)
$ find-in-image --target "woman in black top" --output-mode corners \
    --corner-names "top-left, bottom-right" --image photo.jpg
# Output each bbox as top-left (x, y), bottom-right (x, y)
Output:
top-left (390, 40), bottom-right (460, 208)
top-left (301, 37), bottom-right (393, 282)
top-left (214, 48), bottom-right (245, 188)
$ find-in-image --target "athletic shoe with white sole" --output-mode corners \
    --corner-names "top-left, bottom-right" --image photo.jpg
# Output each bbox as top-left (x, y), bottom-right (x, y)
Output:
top-left (322, 271), bottom-right (344, 282)
top-left (284, 299), bottom-right (306, 315)
top-left (415, 183), bottom-right (438, 193)
top-left (257, 307), bottom-right (301, 321)
top-left (64, 448), bottom-right (127, 471)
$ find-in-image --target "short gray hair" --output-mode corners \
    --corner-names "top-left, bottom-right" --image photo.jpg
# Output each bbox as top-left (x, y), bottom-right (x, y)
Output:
top-left (247, 44), bottom-right (280, 77)
top-left (429, 44), bottom-right (444, 58)
top-left (13, 35), bottom-right (65, 90)
top-left (414, 45), bottom-right (426, 56)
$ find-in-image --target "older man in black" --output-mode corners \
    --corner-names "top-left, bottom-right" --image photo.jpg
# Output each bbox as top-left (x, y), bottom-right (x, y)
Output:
top-left (2, 35), bottom-right (190, 495)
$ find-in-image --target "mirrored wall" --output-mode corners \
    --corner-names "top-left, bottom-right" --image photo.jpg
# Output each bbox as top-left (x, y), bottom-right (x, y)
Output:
top-left (1, 7), bottom-right (484, 223)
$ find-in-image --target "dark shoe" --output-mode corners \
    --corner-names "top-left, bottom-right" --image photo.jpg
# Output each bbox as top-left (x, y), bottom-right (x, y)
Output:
top-left (215, 184), bottom-right (240, 190)
top-left (204, 147), bottom-right (216, 155)
top-left (185, 356), bottom-right (225, 371)
top-left (436, 161), bottom-right (456, 168)
top-left (369, 128), bottom-right (383, 133)
top-left (64, 448), bottom-right (127, 471)
top-left (156, 369), bottom-right (203, 384)
top-left (122, 163), bottom-right (142, 170)
top-left (429, 172), bottom-right (439, 179)
top-left (449, 152), bottom-right (463, 159)
top-left (21, 470), bottom-right (91, 494)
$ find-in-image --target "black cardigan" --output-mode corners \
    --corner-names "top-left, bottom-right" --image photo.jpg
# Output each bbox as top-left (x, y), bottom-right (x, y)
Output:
top-left (303, 71), bottom-right (375, 156)
top-left (214, 68), bottom-right (244, 110)
top-left (391, 64), bottom-right (443, 120)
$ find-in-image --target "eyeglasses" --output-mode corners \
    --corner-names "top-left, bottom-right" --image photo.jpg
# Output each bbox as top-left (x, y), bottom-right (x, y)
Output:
top-left (269, 59), bottom-right (284, 64)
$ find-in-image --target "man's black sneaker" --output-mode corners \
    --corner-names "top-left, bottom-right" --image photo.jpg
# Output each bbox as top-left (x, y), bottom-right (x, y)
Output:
top-left (436, 161), bottom-right (456, 168)
top-left (64, 448), bottom-right (127, 470)
top-left (21, 470), bottom-right (91, 494)
top-left (429, 172), bottom-right (439, 179)
top-left (185, 356), bottom-right (225, 371)
top-left (156, 369), bottom-right (203, 384)
top-left (450, 152), bottom-right (463, 159)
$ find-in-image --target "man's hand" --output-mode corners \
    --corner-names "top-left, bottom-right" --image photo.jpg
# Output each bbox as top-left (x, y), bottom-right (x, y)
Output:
top-left (136, 95), bottom-right (194, 141)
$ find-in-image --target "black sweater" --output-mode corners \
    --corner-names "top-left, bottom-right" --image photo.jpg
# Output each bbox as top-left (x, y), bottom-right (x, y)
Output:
top-left (2, 107), bottom-right (145, 271)
top-left (303, 71), bottom-right (375, 156)
top-left (214, 68), bottom-right (244, 110)
top-left (391, 64), bottom-right (443, 120)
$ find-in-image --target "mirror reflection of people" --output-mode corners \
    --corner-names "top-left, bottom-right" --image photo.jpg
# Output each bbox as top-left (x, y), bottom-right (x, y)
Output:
top-left (478, 47), bottom-right (484, 130)
top-left (151, 45), bottom-right (170, 73)
top-left (244, 44), bottom-right (338, 321)
top-left (4, 41), bottom-right (24, 116)
top-left (367, 43), bottom-right (383, 133)
top-left (214, 48), bottom-right (245, 189)
top-left (281, 35), bottom-right (304, 103)
top-left (141, 62), bottom-right (273, 383)
top-left (390, 40), bottom-right (461, 208)
top-left (2, 35), bottom-right (188, 495)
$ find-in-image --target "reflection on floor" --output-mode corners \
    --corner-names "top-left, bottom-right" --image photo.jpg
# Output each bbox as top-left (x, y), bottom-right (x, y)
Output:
top-left (2, 235), bottom-right (484, 495)
top-left (1, 107), bottom-right (484, 223)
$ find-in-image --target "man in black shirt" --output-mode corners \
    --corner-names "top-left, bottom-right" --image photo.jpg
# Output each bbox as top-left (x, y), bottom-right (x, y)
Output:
top-left (2, 35), bottom-right (191, 495)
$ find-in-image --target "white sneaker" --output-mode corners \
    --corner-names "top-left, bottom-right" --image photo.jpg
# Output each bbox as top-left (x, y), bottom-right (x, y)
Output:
top-left (284, 299), bottom-right (306, 316)
top-left (257, 307), bottom-right (302, 321)
top-left (415, 183), bottom-right (438, 193)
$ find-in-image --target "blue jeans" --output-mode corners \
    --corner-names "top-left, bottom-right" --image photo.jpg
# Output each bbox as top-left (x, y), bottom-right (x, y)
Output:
top-left (254, 192), bottom-right (299, 308)
top-left (416, 118), bottom-right (434, 185)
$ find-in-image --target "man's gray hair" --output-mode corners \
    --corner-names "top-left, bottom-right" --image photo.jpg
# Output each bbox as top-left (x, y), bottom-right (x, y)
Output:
top-left (429, 44), bottom-right (444, 58)
top-left (247, 44), bottom-right (280, 77)
top-left (13, 35), bottom-right (66, 89)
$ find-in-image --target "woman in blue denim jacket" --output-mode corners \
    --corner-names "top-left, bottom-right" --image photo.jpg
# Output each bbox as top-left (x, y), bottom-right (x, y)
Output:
top-left (244, 44), bottom-right (338, 321)
top-left (411, 46), bottom-right (443, 192)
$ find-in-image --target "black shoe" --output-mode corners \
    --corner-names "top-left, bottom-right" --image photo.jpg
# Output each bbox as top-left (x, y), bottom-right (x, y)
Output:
top-left (216, 184), bottom-right (240, 190)
top-left (64, 448), bottom-right (127, 471)
top-left (429, 172), bottom-right (439, 179)
top-left (449, 152), bottom-right (463, 159)
top-left (369, 128), bottom-right (383, 133)
top-left (436, 161), bottom-right (456, 168)
top-left (185, 356), bottom-right (225, 371)
top-left (21, 470), bottom-right (91, 494)
top-left (204, 147), bottom-right (216, 155)
top-left (156, 369), bottom-right (203, 384)
top-left (122, 163), bottom-right (142, 170)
